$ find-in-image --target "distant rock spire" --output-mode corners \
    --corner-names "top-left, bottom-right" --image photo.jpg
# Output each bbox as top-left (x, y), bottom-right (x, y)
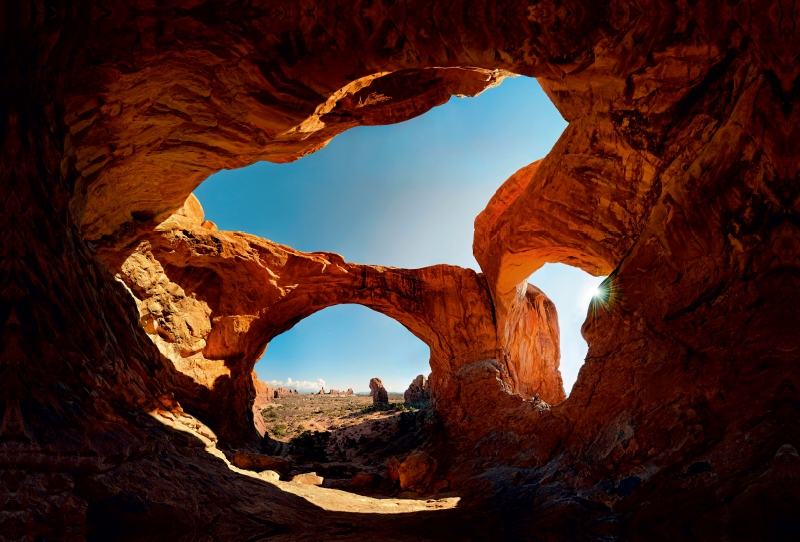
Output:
top-left (404, 374), bottom-right (431, 405)
top-left (369, 378), bottom-right (389, 405)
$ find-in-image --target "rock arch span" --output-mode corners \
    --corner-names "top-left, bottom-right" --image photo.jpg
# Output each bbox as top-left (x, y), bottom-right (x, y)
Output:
top-left (110, 195), bottom-right (563, 446)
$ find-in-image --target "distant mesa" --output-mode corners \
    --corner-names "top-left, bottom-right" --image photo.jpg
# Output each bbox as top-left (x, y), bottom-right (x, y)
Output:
top-left (404, 374), bottom-right (431, 405)
top-left (317, 387), bottom-right (355, 396)
top-left (251, 373), bottom-right (297, 401)
top-left (369, 378), bottom-right (389, 405)
top-left (273, 387), bottom-right (299, 398)
top-left (331, 388), bottom-right (355, 396)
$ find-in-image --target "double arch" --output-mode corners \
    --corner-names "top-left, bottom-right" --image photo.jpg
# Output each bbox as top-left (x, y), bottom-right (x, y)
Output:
top-left (113, 196), bottom-right (562, 446)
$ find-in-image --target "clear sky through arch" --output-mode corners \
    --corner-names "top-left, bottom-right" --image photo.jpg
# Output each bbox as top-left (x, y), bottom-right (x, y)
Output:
top-left (195, 76), bottom-right (600, 395)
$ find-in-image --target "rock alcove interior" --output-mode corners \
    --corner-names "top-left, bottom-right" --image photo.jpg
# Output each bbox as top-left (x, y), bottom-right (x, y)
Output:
top-left (4, 2), bottom-right (799, 538)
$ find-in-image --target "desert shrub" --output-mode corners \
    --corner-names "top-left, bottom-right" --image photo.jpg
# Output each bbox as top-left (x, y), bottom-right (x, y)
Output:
top-left (398, 410), bottom-right (421, 432)
top-left (261, 407), bottom-right (279, 423)
top-left (359, 401), bottom-right (429, 414)
top-left (360, 402), bottom-right (393, 414)
top-left (270, 424), bottom-right (286, 438)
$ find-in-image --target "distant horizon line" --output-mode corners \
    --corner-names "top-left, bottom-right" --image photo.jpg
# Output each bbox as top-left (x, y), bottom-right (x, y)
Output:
top-left (274, 390), bottom-right (406, 395)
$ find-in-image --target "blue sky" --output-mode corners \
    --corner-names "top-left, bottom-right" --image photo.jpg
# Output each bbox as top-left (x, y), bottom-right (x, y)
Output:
top-left (195, 75), bottom-right (603, 395)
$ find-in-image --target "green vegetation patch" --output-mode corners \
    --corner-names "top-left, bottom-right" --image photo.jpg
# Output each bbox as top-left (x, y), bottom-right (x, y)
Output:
top-left (261, 407), bottom-right (279, 423)
top-left (360, 401), bottom-right (425, 414)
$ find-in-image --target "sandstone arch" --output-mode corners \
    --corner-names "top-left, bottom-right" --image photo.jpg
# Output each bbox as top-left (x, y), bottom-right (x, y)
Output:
top-left (472, 115), bottom-right (660, 372)
top-left (111, 195), bottom-right (563, 446)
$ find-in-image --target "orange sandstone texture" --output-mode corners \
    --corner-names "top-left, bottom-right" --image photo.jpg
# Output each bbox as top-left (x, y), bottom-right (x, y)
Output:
top-left (109, 196), bottom-right (563, 446)
top-left (404, 375), bottom-right (431, 405)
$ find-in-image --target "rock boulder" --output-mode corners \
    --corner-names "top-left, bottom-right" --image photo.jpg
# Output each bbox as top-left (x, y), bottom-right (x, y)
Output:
top-left (291, 473), bottom-right (324, 486)
top-left (398, 452), bottom-right (438, 492)
top-left (231, 452), bottom-right (291, 475)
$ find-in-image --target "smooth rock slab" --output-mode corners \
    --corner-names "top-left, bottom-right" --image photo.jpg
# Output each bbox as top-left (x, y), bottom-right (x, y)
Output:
top-left (231, 452), bottom-right (291, 475)
top-left (291, 473), bottom-right (324, 486)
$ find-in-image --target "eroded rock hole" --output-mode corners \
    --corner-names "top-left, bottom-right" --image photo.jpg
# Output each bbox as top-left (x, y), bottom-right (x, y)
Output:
top-left (528, 263), bottom-right (607, 396)
top-left (194, 76), bottom-right (565, 269)
top-left (251, 305), bottom-right (439, 496)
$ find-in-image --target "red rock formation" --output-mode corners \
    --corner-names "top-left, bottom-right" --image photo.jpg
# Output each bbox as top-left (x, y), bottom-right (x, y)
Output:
top-left (106, 195), bottom-right (564, 448)
top-left (327, 389), bottom-right (355, 396)
top-left (5, 0), bottom-right (800, 537)
top-left (251, 372), bottom-right (272, 437)
top-left (252, 373), bottom-right (272, 410)
top-left (108, 198), bottom-right (505, 443)
top-left (397, 452), bottom-right (438, 492)
top-left (369, 378), bottom-right (390, 405)
top-left (404, 375), bottom-right (431, 405)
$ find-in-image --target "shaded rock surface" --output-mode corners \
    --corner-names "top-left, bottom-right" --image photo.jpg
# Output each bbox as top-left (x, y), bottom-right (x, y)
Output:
top-left (369, 378), bottom-right (390, 405)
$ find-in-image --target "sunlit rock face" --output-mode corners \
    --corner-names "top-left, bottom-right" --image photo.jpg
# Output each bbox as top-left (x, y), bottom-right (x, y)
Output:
top-left (3, 0), bottom-right (799, 538)
top-left (109, 195), bottom-right (561, 447)
top-left (404, 375), bottom-right (431, 405)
